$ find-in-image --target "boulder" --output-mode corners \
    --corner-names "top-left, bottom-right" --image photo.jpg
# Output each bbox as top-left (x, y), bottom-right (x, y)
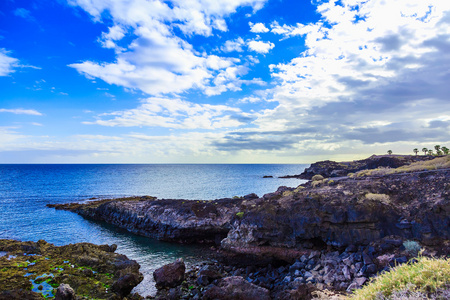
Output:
top-left (153, 258), bottom-right (186, 288)
top-left (203, 276), bottom-right (270, 300)
top-left (55, 284), bottom-right (75, 300)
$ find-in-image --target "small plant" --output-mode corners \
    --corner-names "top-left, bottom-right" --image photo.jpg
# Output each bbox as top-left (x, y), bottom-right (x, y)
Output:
top-left (311, 174), bottom-right (324, 181)
top-left (236, 212), bottom-right (244, 219)
top-left (403, 240), bottom-right (421, 257)
top-left (365, 193), bottom-right (390, 204)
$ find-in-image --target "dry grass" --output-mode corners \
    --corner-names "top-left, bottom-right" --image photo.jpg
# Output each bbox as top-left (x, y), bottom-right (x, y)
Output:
top-left (350, 156), bottom-right (450, 178)
top-left (365, 193), bottom-right (390, 204)
top-left (350, 256), bottom-right (450, 300)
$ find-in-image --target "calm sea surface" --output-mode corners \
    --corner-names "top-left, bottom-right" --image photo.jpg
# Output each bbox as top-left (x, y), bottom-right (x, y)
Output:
top-left (0, 164), bottom-right (307, 295)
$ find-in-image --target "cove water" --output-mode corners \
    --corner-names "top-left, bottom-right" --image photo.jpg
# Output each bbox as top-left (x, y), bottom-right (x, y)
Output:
top-left (0, 164), bottom-right (307, 296)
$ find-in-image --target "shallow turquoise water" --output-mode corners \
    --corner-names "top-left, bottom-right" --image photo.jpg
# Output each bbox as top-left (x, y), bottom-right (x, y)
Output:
top-left (0, 164), bottom-right (306, 295)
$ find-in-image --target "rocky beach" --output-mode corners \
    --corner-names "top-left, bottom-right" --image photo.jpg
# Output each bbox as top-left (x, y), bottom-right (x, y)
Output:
top-left (2, 155), bottom-right (449, 299)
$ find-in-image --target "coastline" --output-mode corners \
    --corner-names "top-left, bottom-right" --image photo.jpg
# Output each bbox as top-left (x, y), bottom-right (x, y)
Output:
top-left (2, 155), bottom-right (449, 299)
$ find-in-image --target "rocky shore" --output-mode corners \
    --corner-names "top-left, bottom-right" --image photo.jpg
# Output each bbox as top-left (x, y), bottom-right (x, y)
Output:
top-left (281, 154), bottom-right (437, 179)
top-left (43, 155), bottom-right (449, 299)
top-left (0, 239), bottom-right (143, 299)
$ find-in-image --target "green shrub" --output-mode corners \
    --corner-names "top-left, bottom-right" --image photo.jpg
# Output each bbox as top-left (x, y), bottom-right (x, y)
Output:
top-left (312, 174), bottom-right (324, 181)
top-left (403, 240), bottom-right (421, 257)
top-left (236, 212), bottom-right (244, 219)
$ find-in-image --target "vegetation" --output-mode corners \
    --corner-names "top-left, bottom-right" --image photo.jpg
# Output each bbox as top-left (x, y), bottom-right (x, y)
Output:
top-left (311, 174), bottom-right (324, 181)
top-left (422, 148), bottom-right (428, 155)
top-left (350, 156), bottom-right (450, 177)
top-left (403, 240), bottom-right (421, 257)
top-left (364, 193), bottom-right (390, 205)
top-left (350, 256), bottom-right (450, 300)
top-left (387, 150), bottom-right (393, 155)
top-left (235, 212), bottom-right (244, 219)
top-left (413, 148), bottom-right (418, 155)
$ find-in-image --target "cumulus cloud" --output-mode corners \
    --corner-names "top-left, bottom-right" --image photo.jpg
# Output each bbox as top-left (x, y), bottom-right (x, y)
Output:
top-left (247, 40), bottom-right (275, 53)
top-left (0, 49), bottom-right (19, 76)
top-left (221, 37), bottom-right (245, 52)
top-left (216, 0), bottom-right (450, 155)
top-left (249, 22), bottom-right (269, 33)
top-left (0, 108), bottom-right (43, 116)
top-left (68, 0), bottom-right (268, 96)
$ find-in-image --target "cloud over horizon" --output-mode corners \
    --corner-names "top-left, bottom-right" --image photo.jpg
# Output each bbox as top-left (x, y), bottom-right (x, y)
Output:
top-left (1, 0), bottom-right (450, 163)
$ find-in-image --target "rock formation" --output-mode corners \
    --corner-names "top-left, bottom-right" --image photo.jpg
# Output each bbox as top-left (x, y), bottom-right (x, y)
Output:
top-left (0, 239), bottom-right (143, 299)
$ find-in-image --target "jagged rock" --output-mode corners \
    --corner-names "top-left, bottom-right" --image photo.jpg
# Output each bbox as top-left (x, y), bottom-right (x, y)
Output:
top-left (112, 273), bottom-right (142, 297)
top-left (153, 258), bottom-right (185, 288)
top-left (222, 169), bottom-right (450, 261)
top-left (49, 196), bottom-right (244, 245)
top-left (55, 284), bottom-right (75, 300)
top-left (203, 276), bottom-right (270, 300)
top-left (354, 277), bottom-right (367, 286)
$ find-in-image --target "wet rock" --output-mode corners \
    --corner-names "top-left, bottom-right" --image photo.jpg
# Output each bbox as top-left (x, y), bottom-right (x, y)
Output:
top-left (55, 284), bottom-right (75, 300)
top-left (153, 258), bottom-right (186, 288)
top-left (112, 273), bottom-right (142, 297)
top-left (203, 276), bottom-right (270, 300)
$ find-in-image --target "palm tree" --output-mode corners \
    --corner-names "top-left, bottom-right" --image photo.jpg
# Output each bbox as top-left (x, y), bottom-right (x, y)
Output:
top-left (428, 149), bottom-right (433, 156)
top-left (442, 146), bottom-right (449, 155)
top-left (413, 148), bottom-right (418, 155)
top-left (422, 148), bottom-right (428, 155)
top-left (434, 145), bottom-right (443, 155)
top-left (387, 150), bottom-right (393, 155)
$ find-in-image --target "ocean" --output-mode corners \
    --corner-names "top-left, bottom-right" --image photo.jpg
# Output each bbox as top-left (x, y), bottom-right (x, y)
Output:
top-left (0, 164), bottom-right (307, 295)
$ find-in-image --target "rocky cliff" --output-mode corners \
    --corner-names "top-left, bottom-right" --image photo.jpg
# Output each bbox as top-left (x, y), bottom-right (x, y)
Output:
top-left (222, 169), bottom-right (449, 261)
top-left (50, 167), bottom-right (449, 262)
top-left (49, 195), bottom-right (257, 245)
top-left (282, 155), bottom-right (436, 179)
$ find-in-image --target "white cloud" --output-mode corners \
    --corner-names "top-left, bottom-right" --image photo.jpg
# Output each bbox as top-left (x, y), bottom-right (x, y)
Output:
top-left (0, 108), bottom-right (43, 116)
top-left (14, 8), bottom-right (32, 19)
top-left (215, 0), bottom-right (450, 157)
top-left (221, 37), bottom-right (245, 52)
top-left (68, 0), bottom-right (268, 96)
top-left (0, 49), bottom-right (19, 76)
top-left (247, 40), bottom-right (275, 53)
top-left (249, 22), bottom-right (269, 33)
top-left (84, 97), bottom-right (246, 129)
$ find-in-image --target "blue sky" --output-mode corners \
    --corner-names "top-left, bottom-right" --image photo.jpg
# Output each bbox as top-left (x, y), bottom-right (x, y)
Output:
top-left (1, 0), bottom-right (449, 163)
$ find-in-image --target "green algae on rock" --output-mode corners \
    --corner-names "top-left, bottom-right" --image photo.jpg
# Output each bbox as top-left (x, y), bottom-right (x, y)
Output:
top-left (0, 239), bottom-right (143, 299)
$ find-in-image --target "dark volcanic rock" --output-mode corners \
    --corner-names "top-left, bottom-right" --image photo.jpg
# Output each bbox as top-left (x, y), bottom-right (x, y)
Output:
top-left (203, 276), bottom-right (271, 300)
top-left (55, 284), bottom-right (75, 300)
top-left (49, 196), bottom-right (244, 245)
top-left (283, 155), bottom-right (436, 179)
top-left (153, 258), bottom-right (186, 288)
top-left (222, 169), bottom-right (450, 260)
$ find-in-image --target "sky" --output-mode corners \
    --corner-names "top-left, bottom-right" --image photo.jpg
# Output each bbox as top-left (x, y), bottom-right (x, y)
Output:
top-left (1, 0), bottom-right (449, 164)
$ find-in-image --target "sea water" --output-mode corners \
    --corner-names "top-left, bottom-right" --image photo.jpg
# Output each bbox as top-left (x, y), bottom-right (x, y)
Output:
top-left (0, 164), bottom-right (307, 295)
